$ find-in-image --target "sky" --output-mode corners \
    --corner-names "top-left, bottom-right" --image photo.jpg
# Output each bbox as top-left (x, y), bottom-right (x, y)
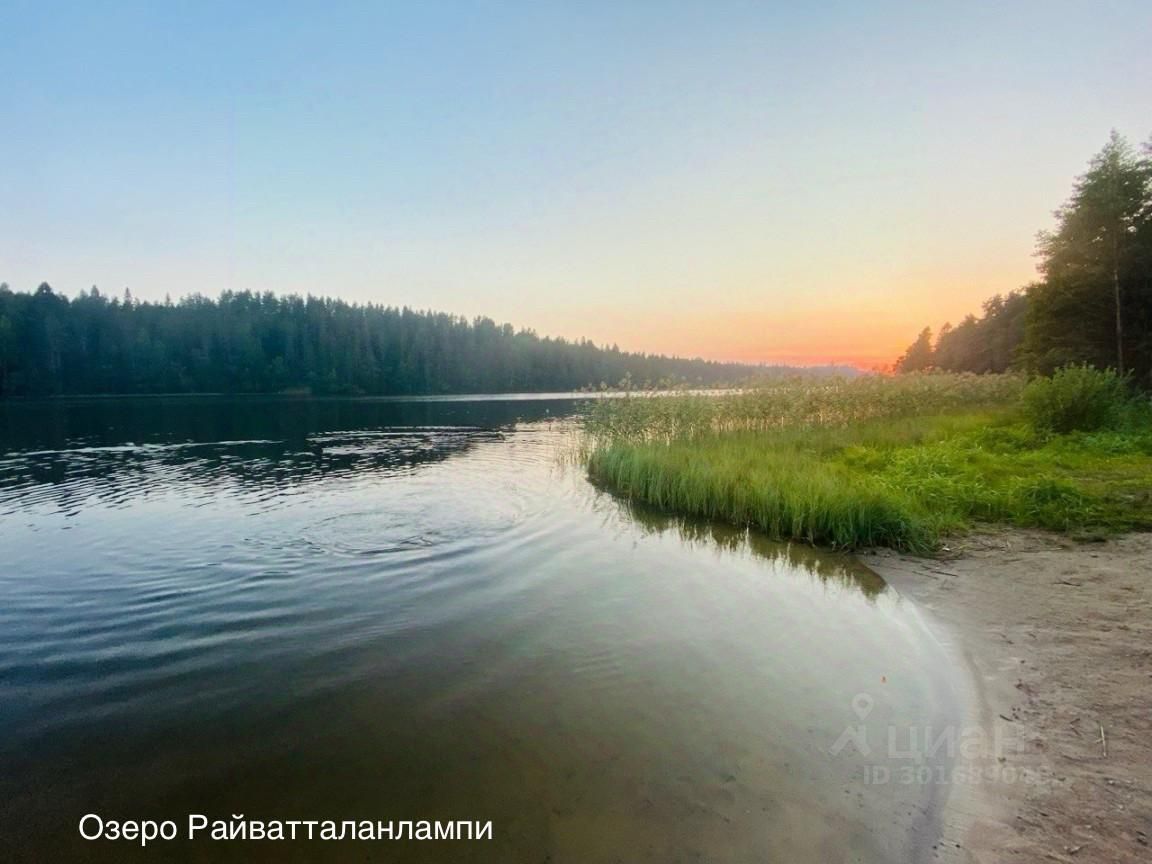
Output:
top-left (1, 1), bottom-right (1150, 368)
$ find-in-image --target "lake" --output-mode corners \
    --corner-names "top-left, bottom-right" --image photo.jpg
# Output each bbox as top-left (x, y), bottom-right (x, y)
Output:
top-left (0, 395), bottom-right (960, 862)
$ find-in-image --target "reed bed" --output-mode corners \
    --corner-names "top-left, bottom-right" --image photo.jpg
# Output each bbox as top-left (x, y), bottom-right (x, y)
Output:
top-left (583, 372), bottom-right (1026, 443)
top-left (580, 373), bottom-right (1151, 553)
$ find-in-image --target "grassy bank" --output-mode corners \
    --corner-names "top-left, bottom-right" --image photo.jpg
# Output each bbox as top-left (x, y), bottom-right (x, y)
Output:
top-left (582, 373), bottom-right (1152, 553)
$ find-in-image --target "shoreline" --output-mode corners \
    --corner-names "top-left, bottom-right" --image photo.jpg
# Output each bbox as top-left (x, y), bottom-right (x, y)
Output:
top-left (862, 530), bottom-right (1152, 863)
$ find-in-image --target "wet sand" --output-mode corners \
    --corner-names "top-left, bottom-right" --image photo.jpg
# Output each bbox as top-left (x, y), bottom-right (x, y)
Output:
top-left (862, 530), bottom-right (1152, 864)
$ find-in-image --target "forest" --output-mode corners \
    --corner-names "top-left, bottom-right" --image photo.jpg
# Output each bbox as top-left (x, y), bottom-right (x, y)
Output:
top-left (0, 286), bottom-right (777, 397)
top-left (897, 132), bottom-right (1152, 385)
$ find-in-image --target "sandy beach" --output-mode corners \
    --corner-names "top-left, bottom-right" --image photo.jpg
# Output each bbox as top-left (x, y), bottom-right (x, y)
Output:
top-left (863, 531), bottom-right (1152, 864)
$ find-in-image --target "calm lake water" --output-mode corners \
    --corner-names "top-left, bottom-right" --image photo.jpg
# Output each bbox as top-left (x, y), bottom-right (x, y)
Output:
top-left (0, 396), bottom-right (959, 863)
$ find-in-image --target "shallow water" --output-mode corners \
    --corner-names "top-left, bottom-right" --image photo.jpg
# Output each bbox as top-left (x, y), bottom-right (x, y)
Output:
top-left (0, 396), bottom-right (959, 862)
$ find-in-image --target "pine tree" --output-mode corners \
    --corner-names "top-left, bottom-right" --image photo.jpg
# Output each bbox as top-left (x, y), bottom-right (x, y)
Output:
top-left (1026, 131), bottom-right (1152, 379)
top-left (896, 327), bottom-right (934, 372)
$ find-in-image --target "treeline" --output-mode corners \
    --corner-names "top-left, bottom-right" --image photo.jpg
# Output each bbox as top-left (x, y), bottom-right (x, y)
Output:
top-left (0, 286), bottom-right (776, 397)
top-left (897, 131), bottom-right (1152, 385)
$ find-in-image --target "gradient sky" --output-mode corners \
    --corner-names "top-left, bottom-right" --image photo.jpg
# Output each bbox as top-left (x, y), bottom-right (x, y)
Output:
top-left (2, 1), bottom-right (1150, 367)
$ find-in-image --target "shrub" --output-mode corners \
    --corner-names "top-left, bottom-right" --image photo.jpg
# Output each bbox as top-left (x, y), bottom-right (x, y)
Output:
top-left (1022, 365), bottom-right (1129, 434)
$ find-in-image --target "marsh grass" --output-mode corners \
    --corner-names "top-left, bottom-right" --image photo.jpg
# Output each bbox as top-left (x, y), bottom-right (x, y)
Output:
top-left (583, 372), bottom-right (1027, 442)
top-left (582, 374), bottom-right (1152, 553)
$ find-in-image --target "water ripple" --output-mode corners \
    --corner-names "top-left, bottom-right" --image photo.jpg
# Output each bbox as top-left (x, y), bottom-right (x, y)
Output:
top-left (0, 398), bottom-right (958, 864)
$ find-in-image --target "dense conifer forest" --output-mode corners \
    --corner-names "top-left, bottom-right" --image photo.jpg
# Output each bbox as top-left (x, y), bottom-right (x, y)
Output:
top-left (0, 286), bottom-right (782, 397)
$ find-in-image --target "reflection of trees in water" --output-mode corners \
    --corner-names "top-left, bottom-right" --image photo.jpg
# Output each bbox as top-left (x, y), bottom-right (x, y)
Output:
top-left (0, 430), bottom-right (504, 514)
top-left (614, 498), bottom-right (888, 599)
top-left (0, 395), bottom-right (578, 453)
top-left (0, 396), bottom-right (585, 514)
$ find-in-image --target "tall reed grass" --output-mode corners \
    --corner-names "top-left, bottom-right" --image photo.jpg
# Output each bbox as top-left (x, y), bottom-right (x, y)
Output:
top-left (581, 373), bottom-right (1151, 553)
top-left (583, 372), bottom-right (1026, 442)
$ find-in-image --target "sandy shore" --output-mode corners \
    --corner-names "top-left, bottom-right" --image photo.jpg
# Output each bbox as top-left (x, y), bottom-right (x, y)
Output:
top-left (862, 530), bottom-right (1152, 864)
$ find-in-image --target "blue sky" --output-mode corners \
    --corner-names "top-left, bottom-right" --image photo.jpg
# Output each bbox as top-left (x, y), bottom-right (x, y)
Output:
top-left (2, 0), bottom-right (1149, 365)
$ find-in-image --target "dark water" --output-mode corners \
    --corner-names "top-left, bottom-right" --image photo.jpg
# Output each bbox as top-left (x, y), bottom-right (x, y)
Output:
top-left (0, 396), bottom-right (959, 863)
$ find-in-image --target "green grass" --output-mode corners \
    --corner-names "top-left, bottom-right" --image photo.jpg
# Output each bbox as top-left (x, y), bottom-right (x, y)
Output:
top-left (582, 376), bottom-right (1152, 554)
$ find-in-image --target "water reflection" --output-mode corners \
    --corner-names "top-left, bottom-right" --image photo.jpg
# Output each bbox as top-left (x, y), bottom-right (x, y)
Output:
top-left (0, 395), bottom-right (584, 517)
top-left (613, 499), bottom-right (889, 599)
top-left (0, 396), bottom-right (957, 864)
top-left (0, 429), bottom-right (504, 516)
top-left (0, 393), bottom-right (576, 451)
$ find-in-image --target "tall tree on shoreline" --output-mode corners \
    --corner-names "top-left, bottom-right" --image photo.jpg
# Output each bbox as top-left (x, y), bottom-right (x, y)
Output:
top-left (927, 292), bottom-right (1028, 374)
top-left (896, 327), bottom-right (934, 372)
top-left (1027, 131), bottom-right (1152, 378)
top-left (896, 131), bottom-right (1152, 384)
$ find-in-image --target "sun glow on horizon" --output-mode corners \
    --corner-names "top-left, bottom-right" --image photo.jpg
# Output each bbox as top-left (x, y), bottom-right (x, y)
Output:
top-left (1, 3), bottom-right (1148, 368)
